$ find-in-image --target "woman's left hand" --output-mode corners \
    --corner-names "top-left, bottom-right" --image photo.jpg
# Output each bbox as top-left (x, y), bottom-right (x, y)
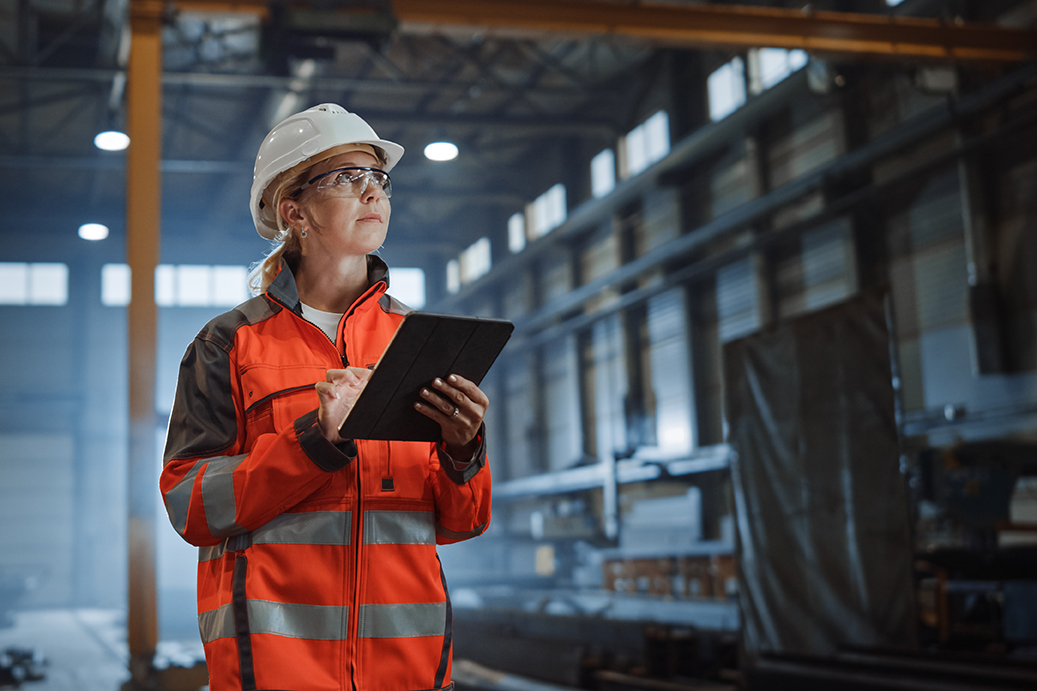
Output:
top-left (415, 374), bottom-right (488, 456)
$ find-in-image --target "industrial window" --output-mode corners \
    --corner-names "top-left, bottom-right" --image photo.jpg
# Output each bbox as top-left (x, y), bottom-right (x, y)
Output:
top-left (459, 237), bottom-right (491, 285)
top-left (390, 267), bottom-right (426, 309)
top-left (100, 263), bottom-right (249, 307)
top-left (886, 0), bottom-right (905, 5)
top-left (591, 148), bottom-right (616, 197)
top-left (446, 259), bottom-right (460, 294)
top-left (620, 111), bottom-right (670, 179)
top-left (528, 183), bottom-right (567, 237)
top-left (708, 57), bottom-right (747, 122)
top-left (508, 213), bottom-right (526, 253)
top-left (0, 262), bottom-right (68, 306)
top-left (748, 48), bottom-right (808, 94)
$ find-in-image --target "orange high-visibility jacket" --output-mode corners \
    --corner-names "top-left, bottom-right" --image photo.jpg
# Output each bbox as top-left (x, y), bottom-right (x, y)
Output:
top-left (160, 256), bottom-right (491, 691)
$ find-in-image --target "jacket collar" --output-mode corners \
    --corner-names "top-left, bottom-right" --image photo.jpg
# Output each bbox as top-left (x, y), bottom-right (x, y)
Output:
top-left (267, 253), bottom-right (390, 314)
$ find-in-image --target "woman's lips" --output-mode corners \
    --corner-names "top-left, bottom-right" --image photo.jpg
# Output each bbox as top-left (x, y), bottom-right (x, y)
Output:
top-left (358, 213), bottom-right (382, 222)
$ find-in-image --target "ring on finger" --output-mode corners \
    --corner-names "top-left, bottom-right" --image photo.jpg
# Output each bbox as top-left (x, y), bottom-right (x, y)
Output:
top-left (451, 406), bottom-right (459, 419)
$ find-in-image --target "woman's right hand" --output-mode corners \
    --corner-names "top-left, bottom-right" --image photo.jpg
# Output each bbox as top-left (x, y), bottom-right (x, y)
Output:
top-left (315, 367), bottom-right (372, 444)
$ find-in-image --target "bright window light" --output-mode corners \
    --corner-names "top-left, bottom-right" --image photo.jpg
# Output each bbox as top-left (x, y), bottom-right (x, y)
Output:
top-left (391, 267), bottom-right (426, 309)
top-left (78, 223), bottom-right (109, 241)
top-left (424, 141), bottom-right (459, 162)
top-left (0, 262), bottom-right (68, 305)
top-left (708, 57), bottom-right (747, 122)
top-left (0, 263), bottom-right (28, 304)
top-left (532, 184), bottom-right (567, 237)
top-left (459, 237), bottom-right (491, 285)
top-left (508, 213), bottom-right (526, 253)
top-left (176, 265), bottom-right (210, 306)
top-left (754, 48), bottom-right (809, 93)
top-left (94, 130), bottom-right (130, 151)
top-left (591, 149), bottom-right (616, 198)
top-left (212, 266), bottom-right (249, 306)
top-left (446, 259), bottom-right (460, 294)
top-left (102, 264), bottom-right (131, 306)
top-left (30, 264), bottom-right (68, 305)
top-left (622, 111), bottom-right (670, 178)
top-left (886, 0), bottom-right (906, 5)
top-left (105, 263), bottom-right (249, 307)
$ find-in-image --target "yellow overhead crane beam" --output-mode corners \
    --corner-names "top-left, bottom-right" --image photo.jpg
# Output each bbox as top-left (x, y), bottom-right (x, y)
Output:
top-left (170, 0), bottom-right (1037, 63)
top-left (391, 0), bottom-right (1037, 63)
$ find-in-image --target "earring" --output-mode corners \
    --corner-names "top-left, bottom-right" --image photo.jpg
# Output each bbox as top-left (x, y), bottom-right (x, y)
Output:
top-left (300, 227), bottom-right (308, 239)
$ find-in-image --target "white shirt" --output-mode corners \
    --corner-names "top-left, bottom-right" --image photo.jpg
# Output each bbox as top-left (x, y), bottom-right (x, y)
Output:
top-left (301, 303), bottom-right (344, 345)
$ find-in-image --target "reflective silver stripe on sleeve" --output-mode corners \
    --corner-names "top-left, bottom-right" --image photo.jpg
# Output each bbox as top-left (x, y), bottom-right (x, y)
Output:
top-left (198, 603), bottom-right (235, 643)
top-left (200, 454), bottom-right (248, 538)
top-left (363, 511), bottom-right (435, 545)
top-left (357, 602), bottom-right (447, 639)
top-left (198, 544), bottom-right (224, 563)
top-left (198, 601), bottom-right (350, 643)
top-left (252, 511), bottom-right (351, 546)
top-left (164, 462), bottom-right (204, 537)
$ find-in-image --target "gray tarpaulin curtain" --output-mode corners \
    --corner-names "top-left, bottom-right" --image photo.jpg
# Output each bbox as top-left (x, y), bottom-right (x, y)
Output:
top-left (724, 292), bottom-right (916, 659)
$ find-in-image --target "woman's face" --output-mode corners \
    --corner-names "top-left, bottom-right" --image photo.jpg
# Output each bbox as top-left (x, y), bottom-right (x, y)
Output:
top-left (292, 150), bottom-right (391, 259)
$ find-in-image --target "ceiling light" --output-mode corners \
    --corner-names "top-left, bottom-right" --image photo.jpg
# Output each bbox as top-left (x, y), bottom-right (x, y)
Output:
top-left (424, 142), bottom-right (458, 162)
top-left (94, 131), bottom-right (130, 151)
top-left (79, 223), bottom-right (109, 241)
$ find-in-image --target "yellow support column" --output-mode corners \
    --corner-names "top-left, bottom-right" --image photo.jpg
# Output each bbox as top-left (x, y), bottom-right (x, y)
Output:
top-left (126, 0), bottom-right (163, 686)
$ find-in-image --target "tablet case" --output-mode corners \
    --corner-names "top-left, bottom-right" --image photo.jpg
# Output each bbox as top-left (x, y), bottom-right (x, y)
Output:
top-left (338, 312), bottom-right (514, 441)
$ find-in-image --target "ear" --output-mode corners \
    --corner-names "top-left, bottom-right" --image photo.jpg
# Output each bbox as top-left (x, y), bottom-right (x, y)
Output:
top-left (278, 197), bottom-right (308, 229)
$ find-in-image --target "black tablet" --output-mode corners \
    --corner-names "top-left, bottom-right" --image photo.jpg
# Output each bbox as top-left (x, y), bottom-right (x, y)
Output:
top-left (338, 312), bottom-right (514, 442)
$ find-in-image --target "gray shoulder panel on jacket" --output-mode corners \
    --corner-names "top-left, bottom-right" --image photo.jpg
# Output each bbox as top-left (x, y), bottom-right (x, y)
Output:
top-left (378, 293), bottom-right (414, 317)
top-left (197, 296), bottom-right (281, 352)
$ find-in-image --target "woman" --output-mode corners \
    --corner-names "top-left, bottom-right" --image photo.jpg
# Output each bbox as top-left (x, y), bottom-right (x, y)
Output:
top-left (160, 103), bottom-right (491, 691)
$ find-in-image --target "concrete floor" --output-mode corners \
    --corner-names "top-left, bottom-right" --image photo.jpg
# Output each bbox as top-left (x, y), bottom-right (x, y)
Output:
top-left (0, 609), bottom-right (205, 691)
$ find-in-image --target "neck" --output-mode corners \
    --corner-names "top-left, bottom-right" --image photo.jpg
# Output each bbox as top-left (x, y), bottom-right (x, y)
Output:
top-left (295, 253), bottom-right (370, 313)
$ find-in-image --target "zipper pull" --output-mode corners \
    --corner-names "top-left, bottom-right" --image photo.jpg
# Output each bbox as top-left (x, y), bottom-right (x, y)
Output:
top-left (341, 354), bottom-right (348, 367)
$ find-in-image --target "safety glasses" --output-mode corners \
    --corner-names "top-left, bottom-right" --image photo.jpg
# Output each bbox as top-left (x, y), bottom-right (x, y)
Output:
top-left (300, 166), bottom-right (392, 199)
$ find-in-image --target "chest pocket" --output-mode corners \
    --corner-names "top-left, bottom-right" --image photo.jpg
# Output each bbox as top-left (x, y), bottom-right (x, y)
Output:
top-left (242, 364), bottom-right (327, 445)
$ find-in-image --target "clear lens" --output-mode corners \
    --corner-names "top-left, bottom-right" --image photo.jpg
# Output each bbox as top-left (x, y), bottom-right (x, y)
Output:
top-left (315, 168), bottom-right (392, 199)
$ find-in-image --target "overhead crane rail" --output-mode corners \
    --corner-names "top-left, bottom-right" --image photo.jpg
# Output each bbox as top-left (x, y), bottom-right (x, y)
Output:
top-left (166, 0), bottom-right (1037, 62)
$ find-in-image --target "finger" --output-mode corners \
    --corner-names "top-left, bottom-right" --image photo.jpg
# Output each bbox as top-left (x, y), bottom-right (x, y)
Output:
top-left (444, 374), bottom-right (489, 407)
top-left (315, 381), bottom-right (339, 400)
top-left (347, 366), bottom-right (373, 382)
top-left (420, 386), bottom-right (456, 416)
top-left (326, 368), bottom-right (363, 385)
top-left (429, 378), bottom-right (467, 408)
top-left (414, 400), bottom-right (463, 426)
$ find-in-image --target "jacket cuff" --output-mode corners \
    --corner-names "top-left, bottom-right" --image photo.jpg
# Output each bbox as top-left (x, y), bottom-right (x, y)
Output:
top-left (436, 423), bottom-right (486, 485)
top-left (294, 409), bottom-right (357, 472)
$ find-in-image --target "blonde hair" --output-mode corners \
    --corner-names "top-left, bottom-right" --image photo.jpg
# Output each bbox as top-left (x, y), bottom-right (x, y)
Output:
top-left (246, 165), bottom-right (311, 295)
top-left (246, 146), bottom-right (389, 296)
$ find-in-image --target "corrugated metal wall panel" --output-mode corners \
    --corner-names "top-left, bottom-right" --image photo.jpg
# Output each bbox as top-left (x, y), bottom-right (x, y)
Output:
top-left (542, 336), bottom-right (583, 472)
top-left (711, 154), bottom-right (753, 219)
top-left (539, 251), bottom-right (574, 305)
top-left (769, 109), bottom-right (845, 189)
top-left (0, 434), bottom-right (74, 605)
top-left (502, 271), bottom-right (534, 321)
top-left (914, 244), bottom-right (968, 332)
top-left (638, 188), bottom-right (681, 255)
top-left (503, 354), bottom-right (537, 480)
top-left (802, 218), bottom-right (856, 311)
top-left (717, 257), bottom-right (761, 343)
top-left (691, 281), bottom-right (725, 445)
top-left (592, 314), bottom-right (628, 461)
top-left (647, 288), bottom-right (695, 453)
top-left (582, 222), bottom-right (622, 313)
top-left (909, 170), bottom-right (965, 248)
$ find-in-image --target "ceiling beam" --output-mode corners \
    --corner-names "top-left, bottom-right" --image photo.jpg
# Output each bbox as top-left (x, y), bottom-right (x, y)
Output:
top-left (0, 66), bottom-right (619, 134)
top-left (391, 0), bottom-right (1037, 62)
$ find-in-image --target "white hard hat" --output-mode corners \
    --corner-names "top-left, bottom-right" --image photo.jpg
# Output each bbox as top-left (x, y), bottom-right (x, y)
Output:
top-left (250, 103), bottom-right (405, 240)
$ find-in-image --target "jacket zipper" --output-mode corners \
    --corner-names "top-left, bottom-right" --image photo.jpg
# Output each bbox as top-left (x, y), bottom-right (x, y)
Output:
top-left (266, 284), bottom-right (387, 691)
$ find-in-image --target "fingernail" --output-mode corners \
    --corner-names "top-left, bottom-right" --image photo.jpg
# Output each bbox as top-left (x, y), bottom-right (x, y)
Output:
top-left (449, 374), bottom-right (457, 382)
top-left (434, 378), bottom-right (443, 386)
top-left (414, 402), bottom-right (422, 409)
